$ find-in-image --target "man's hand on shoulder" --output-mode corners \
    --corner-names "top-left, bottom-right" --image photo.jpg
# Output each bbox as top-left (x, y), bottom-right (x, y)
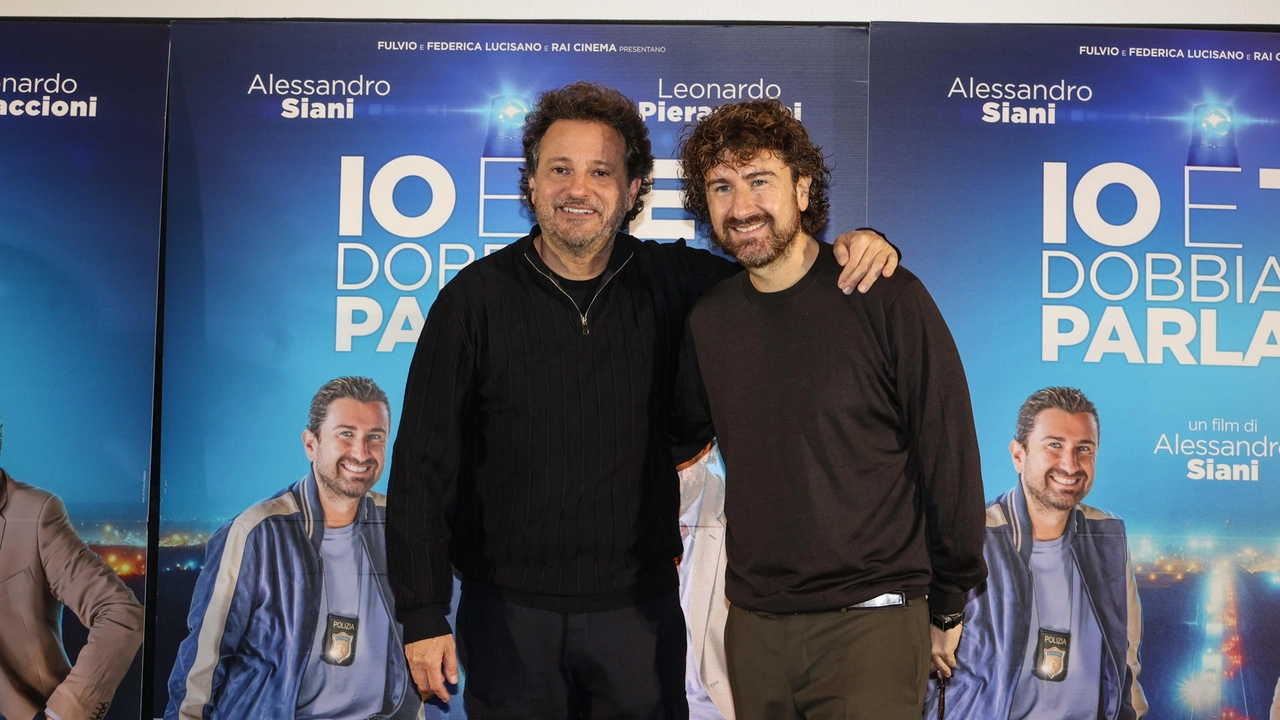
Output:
top-left (832, 228), bottom-right (898, 294)
top-left (930, 623), bottom-right (963, 679)
top-left (405, 634), bottom-right (459, 702)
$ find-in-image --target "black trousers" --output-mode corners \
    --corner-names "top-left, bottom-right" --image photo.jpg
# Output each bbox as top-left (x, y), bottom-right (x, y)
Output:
top-left (725, 598), bottom-right (931, 720)
top-left (456, 582), bottom-right (689, 720)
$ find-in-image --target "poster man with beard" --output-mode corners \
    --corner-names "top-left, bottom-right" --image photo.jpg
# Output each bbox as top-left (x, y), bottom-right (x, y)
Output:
top-left (923, 387), bottom-right (1146, 720)
top-left (674, 99), bottom-right (987, 719)
top-left (167, 377), bottom-right (419, 720)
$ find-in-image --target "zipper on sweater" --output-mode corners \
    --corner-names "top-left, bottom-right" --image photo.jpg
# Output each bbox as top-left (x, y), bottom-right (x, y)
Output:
top-left (524, 251), bottom-right (634, 335)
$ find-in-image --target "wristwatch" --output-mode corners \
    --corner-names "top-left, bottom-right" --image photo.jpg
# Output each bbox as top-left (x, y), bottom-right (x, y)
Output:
top-left (930, 611), bottom-right (964, 631)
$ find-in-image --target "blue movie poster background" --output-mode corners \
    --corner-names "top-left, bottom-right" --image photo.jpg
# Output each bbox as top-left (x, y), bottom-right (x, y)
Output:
top-left (0, 21), bottom-right (169, 720)
top-left (159, 21), bottom-right (867, 714)
top-left (870, 23), bottom-right (1280, 717)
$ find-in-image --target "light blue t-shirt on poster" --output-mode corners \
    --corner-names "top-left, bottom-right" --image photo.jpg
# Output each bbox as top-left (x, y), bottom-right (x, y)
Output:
top-left (1009, 536), bottom-right (1104, 720)
top-left (296, 522), bottom-right (393, 720)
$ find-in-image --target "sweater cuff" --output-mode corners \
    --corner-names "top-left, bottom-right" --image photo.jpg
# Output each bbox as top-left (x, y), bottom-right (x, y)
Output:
top-left (399, 603), bottom-right (453, 644)
top-left (927, 589), bottom-right (967, 615)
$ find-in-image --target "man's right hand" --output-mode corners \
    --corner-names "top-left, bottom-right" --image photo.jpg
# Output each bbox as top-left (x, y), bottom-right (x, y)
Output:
top-left (930, 623), bottom-right (963, 679)
top-left (405, 634), bottom-right (459, 702)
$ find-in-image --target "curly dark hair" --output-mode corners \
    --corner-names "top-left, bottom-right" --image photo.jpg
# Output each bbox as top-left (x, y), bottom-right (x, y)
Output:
top-left (678, 99), bottom-right (830, 236)
top-left (519, 82), bottom-right (654, 224)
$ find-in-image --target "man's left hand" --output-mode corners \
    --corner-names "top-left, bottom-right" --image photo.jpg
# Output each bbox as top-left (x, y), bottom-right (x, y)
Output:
top-left (930, 623), bottom-right (963, 678)
top-left (833, 228), bottom-right (898, 294)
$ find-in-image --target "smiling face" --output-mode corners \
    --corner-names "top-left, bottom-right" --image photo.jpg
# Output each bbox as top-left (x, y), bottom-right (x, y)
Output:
top-left (1011, 408), bottom-right (1098, 516)
top-left (703, 150), bottom-right (812, 269)
top-left (527, 119), bottom-right (641, 259)
top-left (303, 397), bottom-right (390, 503)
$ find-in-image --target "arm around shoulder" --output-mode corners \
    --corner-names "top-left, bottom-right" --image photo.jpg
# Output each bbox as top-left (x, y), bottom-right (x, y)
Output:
top-left (832, 227), bottom-right (900, 294)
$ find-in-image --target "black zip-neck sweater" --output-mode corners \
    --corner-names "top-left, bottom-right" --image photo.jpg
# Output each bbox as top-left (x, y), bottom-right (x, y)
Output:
top-left (386, 228), bottom-right (736, 642)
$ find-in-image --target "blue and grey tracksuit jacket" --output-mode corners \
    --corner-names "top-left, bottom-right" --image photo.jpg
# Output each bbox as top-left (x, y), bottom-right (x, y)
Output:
top-left (923, 484), bottom-right (1147, 719)
top-left (165, 473), bottom-right (417, 720)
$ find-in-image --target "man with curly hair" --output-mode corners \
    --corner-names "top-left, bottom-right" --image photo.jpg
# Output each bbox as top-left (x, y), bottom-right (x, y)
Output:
top-left (674, 100), bottom-right (987, 719)
top-left (387, 82), bottom-right (899, 718)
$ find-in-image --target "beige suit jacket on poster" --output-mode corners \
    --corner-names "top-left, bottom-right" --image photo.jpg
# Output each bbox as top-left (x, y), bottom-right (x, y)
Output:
top-left (0, 469), bottom-right (144, 720)
top-left (680, 446), bottom-right (734, 719)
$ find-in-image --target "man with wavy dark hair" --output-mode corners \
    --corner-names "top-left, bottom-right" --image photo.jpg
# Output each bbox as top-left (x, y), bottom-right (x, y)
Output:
top-left (518, 81), bottom-right (655, 226)
top-left (674, 100), bottom-right (987, 719)
top-left (388, 82), bottom-right (899, 719)
top-left (679, 100), bottom-right (831, 242)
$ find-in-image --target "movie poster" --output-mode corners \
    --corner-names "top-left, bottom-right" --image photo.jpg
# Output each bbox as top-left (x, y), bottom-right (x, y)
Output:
top-left (0, 20), bottom-right (169, 720)
top-left (870, 23), bottom-right (1280, 717)
top-left (158, 21), bottom-right (866, 716)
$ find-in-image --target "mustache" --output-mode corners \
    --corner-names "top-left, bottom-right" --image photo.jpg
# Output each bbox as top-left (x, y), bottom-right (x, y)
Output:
top-left (338, 455), bottom-right (379, 472)
top-left (553, 195), bottom-right (604, 212)
top-left (1046, 469), bottom-right (1087, 482)
top-left (723, 213), bottom-right (773, 230)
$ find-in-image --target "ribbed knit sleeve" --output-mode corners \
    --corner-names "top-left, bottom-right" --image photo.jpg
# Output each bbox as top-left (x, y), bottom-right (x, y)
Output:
top-left (672, 321), bottom-right (716, 463)
top-left (386, 291), bottom-right (475, 642)
top-left (886, 280), bottom-right (987, 614)
top-left (666, 242), bottom-right (735, 463)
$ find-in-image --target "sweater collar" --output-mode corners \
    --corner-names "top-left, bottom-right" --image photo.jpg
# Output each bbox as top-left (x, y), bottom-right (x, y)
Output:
top-left (739, 239), bottom-right (829, 307)
top-left (519, 224), bottom-right (637, 281)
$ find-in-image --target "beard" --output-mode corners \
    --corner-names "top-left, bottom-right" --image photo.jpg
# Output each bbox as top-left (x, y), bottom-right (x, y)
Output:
top-left (314, 455), bottom-right (380, 500)
top-left (535, 194), bottom-right (629, 259)
top-left (710, 210), bottom-right (802, 269)
top-left (1024, 468), bottom-right (1089, 512)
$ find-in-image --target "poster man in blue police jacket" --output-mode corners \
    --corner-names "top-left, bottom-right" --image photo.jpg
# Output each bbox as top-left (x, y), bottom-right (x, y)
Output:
top-left (925, 387), bottom-right (1147, 720)
top-left (166, 377), bottom-right (420, 720)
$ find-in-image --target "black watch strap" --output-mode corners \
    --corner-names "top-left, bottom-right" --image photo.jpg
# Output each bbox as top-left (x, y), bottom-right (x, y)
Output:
top-left (931, 611), bottom-right (964, 631)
